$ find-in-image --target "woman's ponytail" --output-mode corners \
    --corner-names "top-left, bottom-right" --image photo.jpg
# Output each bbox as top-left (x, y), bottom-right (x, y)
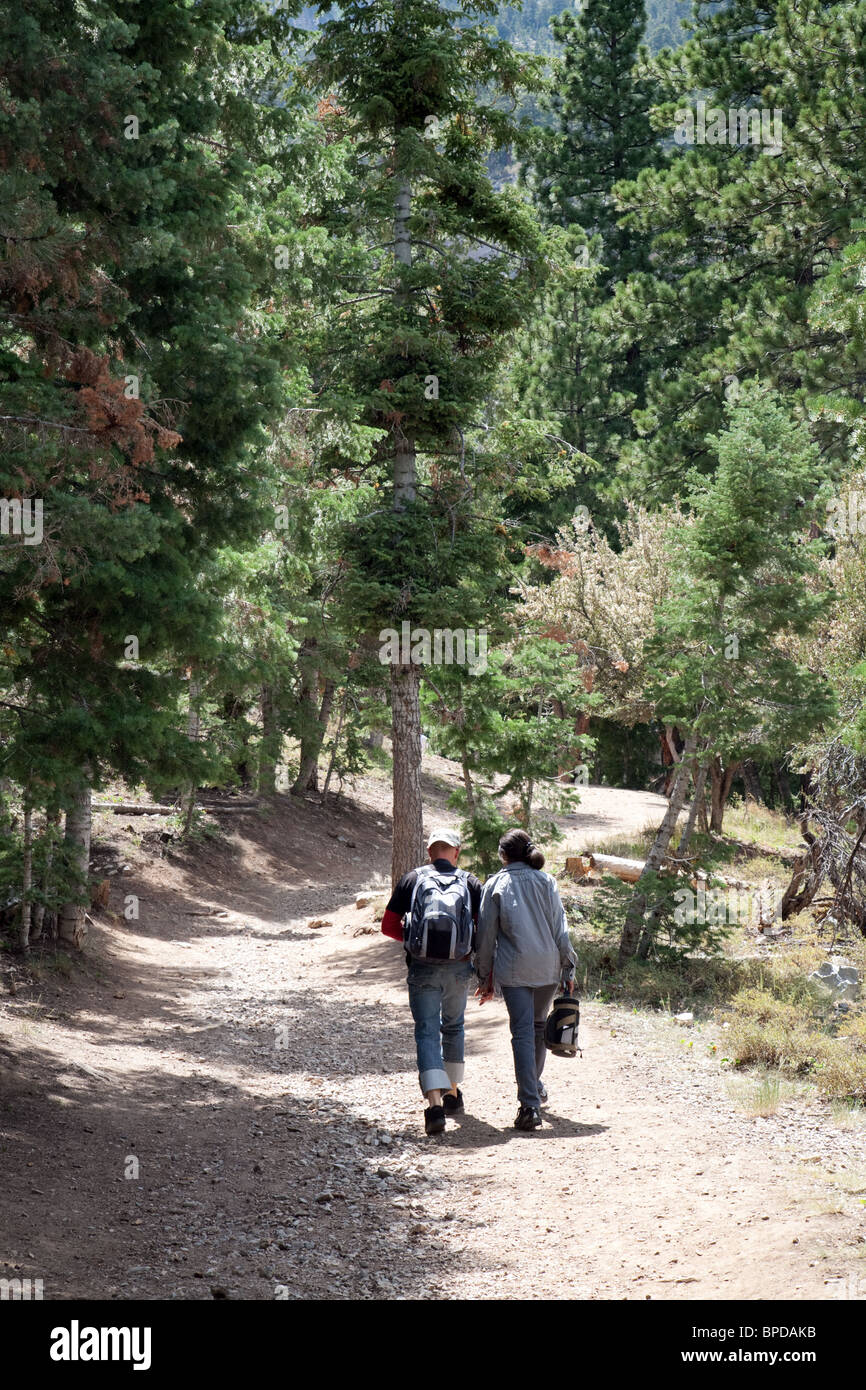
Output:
top-left (499, 828), bottom-right (545, 870)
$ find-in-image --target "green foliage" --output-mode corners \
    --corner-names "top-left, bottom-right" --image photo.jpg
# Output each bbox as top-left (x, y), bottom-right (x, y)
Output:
top-left (515, 0), bottom-right (667, 529)
top-left (590, 717), bottom-right (660, 789)
top-left (591, 867), bottom-right (733, 960)
top-left (423, 635), bottom-right (590, 870)
top-left (445, 784), bottom-right (509, 879)
top-left (613, 0), bottom-right (866, 498)
top-left (0, 815), bottom-right (86, 935)
top-left (0, 0), bottom-right (311, 806)
top-left (647, 382), bottom-right (836, 761)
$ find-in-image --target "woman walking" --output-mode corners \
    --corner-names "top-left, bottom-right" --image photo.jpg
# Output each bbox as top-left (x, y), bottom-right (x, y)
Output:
top-left (475, 829), bottom-right (576, 1131)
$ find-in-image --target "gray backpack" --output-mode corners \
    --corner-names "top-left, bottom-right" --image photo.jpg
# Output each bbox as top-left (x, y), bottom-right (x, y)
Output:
top-left (405, 866), bottom-right (473, 961)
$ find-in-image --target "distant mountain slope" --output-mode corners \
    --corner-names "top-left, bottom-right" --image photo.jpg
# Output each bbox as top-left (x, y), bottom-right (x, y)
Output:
top-left (495, 0), bottom-right (693, 54)
top-left (295, 3), bottom-right (693, 55)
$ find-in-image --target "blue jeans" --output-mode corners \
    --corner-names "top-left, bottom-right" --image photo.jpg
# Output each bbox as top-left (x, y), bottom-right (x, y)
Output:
top-left (500, 984), bottom-right (558, 1108)
top-left (407, 958), bottom-right (473, 1095)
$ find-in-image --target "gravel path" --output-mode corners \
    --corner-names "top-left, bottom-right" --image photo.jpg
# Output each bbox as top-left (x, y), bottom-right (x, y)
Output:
top-left (1, 782), bottom-right (863, 1300)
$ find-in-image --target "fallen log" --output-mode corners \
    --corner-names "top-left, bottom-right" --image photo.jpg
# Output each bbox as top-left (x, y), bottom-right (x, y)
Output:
top-left (588, 853), bottom-right (645, 883)
top-left (566, 852), bottom-right (755, 893)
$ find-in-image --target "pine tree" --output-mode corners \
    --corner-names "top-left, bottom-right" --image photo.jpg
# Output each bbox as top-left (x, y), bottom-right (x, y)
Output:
top-left (310, 0), bottom-right (547, 881)
top-left (612, 0), bottom-right (866, 498)
top-left (619, 383), bottom-right (836, 959)
top-left (533, 0), bottom-right (662, 281)
top-left (515, 0), bottom-right (665, 528)
top-left (0, 0), bottom-right (310, 941)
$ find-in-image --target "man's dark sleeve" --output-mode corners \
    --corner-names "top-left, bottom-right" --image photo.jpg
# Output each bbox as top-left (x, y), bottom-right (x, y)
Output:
top-left (386, 870), bottom-right (416, 918)
top-left (467, 873), bottom-right (483, 923)
top-left (381, 870), bottom-right (416, 942)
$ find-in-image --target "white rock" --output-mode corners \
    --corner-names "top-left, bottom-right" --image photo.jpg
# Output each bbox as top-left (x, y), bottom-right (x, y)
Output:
top-left (810, 960), bottom-right (859, 1001)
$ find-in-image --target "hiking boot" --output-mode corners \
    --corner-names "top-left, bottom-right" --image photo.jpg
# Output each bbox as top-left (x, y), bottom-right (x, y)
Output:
top-left (424, 1104), bottom-right (446, 1136)
top-left (443, 1088), bottom-right (464, 1116)
top-left (537, 1081), bottom-right (548, 1104)
top-left (514, 1104), bottom-right (542, 1131)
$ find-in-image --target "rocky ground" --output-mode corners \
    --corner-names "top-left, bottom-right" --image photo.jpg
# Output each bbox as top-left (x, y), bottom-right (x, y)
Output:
top-left (1, 767), bottom-right (864, 1300)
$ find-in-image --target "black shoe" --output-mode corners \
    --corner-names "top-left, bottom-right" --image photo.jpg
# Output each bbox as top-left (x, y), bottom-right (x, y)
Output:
top-left (537, 1081), bottom-right (548, 1104)
top-left (424, 1105), bottom-right (446, 1135)
top-left (514, 1104), bottom-right (542, 1131)
top-left (443, 1088), bottom-right (464, 1116)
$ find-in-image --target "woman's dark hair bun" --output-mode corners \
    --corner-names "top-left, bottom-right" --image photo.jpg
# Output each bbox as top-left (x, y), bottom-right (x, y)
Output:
top-left (499, 828), bottom-right (545, 870)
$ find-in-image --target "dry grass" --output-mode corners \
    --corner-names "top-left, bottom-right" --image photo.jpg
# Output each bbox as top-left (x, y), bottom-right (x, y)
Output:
top-left (725, 988), bottom-right (866, 1102)
top-left (725, 1072), bottom-right (787, 1117)
top-left (831, 1099), bottom-right (866, 1132)
top-left (583, 826), bottom-right (657, 861)
top-left (723, 799), bottom-right (802, 851)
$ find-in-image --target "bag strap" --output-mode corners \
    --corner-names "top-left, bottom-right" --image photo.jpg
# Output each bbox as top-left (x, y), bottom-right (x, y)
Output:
top-left (407, 865), bottom-right (434, 921)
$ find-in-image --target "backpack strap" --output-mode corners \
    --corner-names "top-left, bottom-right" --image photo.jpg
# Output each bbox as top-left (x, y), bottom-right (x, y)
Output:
top-left (407, 863), bottom-right (435, 920)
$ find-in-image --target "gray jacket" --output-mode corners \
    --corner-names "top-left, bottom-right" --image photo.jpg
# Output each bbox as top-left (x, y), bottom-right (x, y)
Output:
top-left (476, 861), bottom-right (576, 988)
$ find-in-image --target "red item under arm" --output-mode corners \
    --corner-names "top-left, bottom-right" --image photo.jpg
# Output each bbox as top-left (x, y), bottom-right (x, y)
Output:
top-left (381, 908), bottom-right (404, 942)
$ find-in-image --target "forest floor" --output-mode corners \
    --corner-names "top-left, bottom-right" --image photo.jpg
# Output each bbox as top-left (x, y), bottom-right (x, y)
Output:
top-left (1, 755), bottom-right (865, 1301)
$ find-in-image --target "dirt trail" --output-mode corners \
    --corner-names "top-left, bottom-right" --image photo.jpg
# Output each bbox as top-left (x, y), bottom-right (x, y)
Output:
top-left (0, 774), bottom-right (861, 1300)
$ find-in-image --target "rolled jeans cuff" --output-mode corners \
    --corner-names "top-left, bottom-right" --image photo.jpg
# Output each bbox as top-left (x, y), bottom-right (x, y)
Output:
top-left (444, 1060), bottom-right (464, 1088)
top-left (419, 1066), bottom-right (451, 1094)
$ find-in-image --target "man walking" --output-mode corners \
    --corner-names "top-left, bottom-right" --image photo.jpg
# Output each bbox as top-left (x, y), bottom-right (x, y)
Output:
top-left (381, 827), bottom-right (482, 1134)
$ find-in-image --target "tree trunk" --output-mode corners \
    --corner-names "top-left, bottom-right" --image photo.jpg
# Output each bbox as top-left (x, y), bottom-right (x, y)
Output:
top-left (291, 640), bottom-right (327, 795)
top-left (322, 686), bottom-right (350, 800)
top-left (773, 760), bottom-right (792, 811)
top-left (58, 782), bottom-right (92, 949)
top-left (389, 162), bottom-right (424, 885)
top-left (295, 675), bottom-right (335, 795)
top-left (0, 776), bottom-right (13, 833)
top-left (741, 758), bottom-right (763, 804)
top-left (781, 818), bottom-right (824, 919)
top-left (180, 672), bottom-right (202, 828)
top-left (257, 683), bottom-right (281, 795)
top-left (619, 731), bottom-right (697, 963)
top-left (709, 756), bottom-right (739, 834)
top-left (660, 724), bottom-right (683, 796)
top-left (222, 691), bottom-right (253, 787)
top-left (676, 759), bottom-right (709, 858)
top-left (391, 661), bottom-right (424, 885)
top-left (318, 679), bottom-right (336, 736)
top-left (30, 808), bottom-right (60, 944)
top-left (392, 171), bottom-right (415, 502)
top-left (639, 755), bottom-right (709, 958)
top-left (551, 698), bottom-right (570, 778)
top-left (19, 799), bottom-right (33, 954)
top-left (292, 751), bottom-right (319, 795)
top-left (461, 752), bottom-right (477, 819)
top-left (522, 778), bottom-right (535, 824)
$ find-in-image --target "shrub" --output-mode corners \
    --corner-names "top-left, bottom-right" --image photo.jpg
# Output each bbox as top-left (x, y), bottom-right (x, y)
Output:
top-left (725, 987), bottom-right (823, 1070)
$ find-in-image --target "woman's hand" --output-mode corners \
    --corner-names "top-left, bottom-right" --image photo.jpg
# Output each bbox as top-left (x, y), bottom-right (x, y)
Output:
top-left (474, 979), bottom-right (494, 1005)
